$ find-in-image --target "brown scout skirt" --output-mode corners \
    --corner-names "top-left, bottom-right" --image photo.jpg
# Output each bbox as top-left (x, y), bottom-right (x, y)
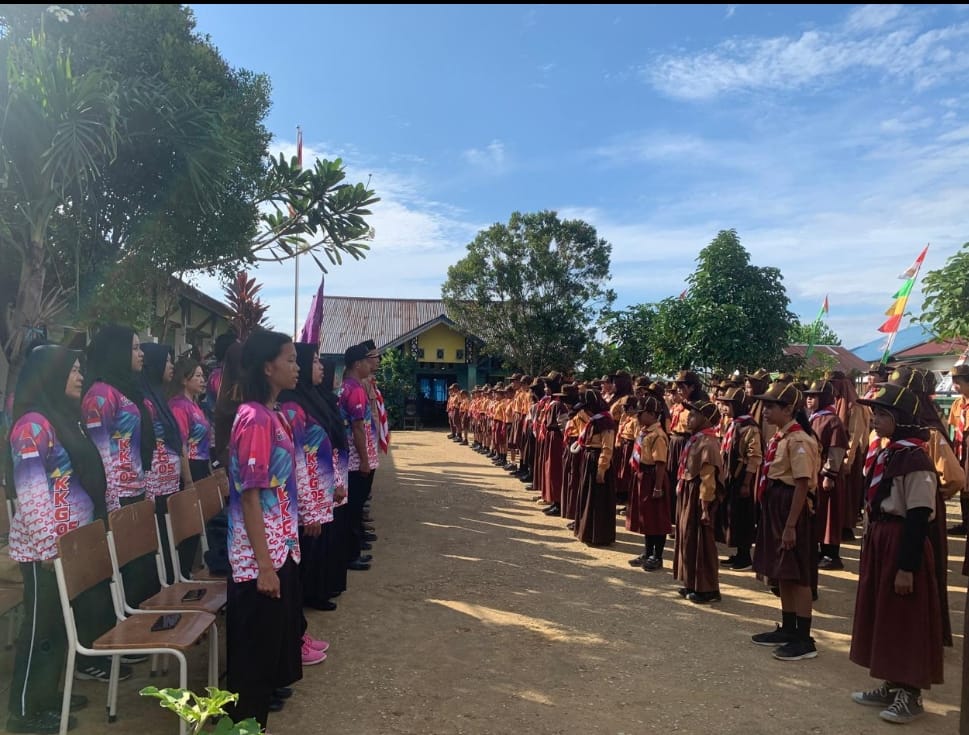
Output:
top-left (574, 447), bottom-right (616, 546)
top-left (672, 477), bottom-right (719, 594)
top-left (850, 517), bottom-right (943, 690)
top-left (626, 465), bottom-right (671, 536)
top-left (752, 479), bottom-right (816, 587)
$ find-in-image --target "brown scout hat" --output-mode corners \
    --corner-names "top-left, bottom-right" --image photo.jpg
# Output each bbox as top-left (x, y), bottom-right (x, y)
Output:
top-left (868, 362), bottom-right (890, 377)
top-left (717, 386), bottom-right (746, 404)
top-left (674, 369), bottom-right (701, 386)
top-left (887, 366), bottom-right (932, 394)
top-left (682, 398), bottom-right (719, 424)
top-left (772, 372), bottom-right (795, 385)
top-left (857, 383), bottom-right (920, 425)
top-left (824, 370), bottom-right (847, 381)
top-left (752, 382), bottom-right (801, 407)
top-left (746, 368), bottom-right (771, 383)
top-left (509, 373), bottom-right (523, 382)
top-left (803, 379), bottom-right (835, 405)
top-left (951, 364), bottom-right (969, 380)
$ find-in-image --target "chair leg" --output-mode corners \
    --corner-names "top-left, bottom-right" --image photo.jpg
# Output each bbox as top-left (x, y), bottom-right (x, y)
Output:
top-left (150, 653), bottom-right (159, 677)
top-left (61, 647), bottom-right (77, 735)
top-left (207, 623), bottom-right (218, 686)
top-left (108, 655), bottom-right (120, 723)
top-left (176, 652), bottom-right (188, 735)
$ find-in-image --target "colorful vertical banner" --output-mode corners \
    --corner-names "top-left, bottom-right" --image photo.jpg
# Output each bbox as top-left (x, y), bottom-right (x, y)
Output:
top-left (877, 245), bottom-right (929, 363)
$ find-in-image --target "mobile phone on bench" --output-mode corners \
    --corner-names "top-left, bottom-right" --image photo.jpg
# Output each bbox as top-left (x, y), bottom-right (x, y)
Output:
top-left (150, 613), bottom-right (182, 632)
top-left (181, 588), bottom-right (206, 602)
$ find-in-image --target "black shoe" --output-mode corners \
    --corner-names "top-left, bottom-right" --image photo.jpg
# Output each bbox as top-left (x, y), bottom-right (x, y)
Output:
top-left (520, 474), bottom-right (533, 484)
top-left (948, 523), bottom-right (967, 536)
top-left (364, 525), bottom-right (376, 532)
top-left (306, 599), bottom-right (337, 611)
top-left (356, 554), bottom-right (373, 563)
top-left (566, 521), bottom-right (576, 530)
top-left (347, 560), bottom-right (371, 571)
top-left (687, 590), bottom-right (721, 604)
top-left (274, 687), bottom-right (294, 699)
top-left (542, 503), bottom-right (560, 515)
top-left (841, 528), bottom-right (856, 541)
top-left (677, 588), bottom-right (693, 598)
top-left (75, 662), bottom-right (133, 682)
top-left (524, 484), bottom-right (534, 491)
top-left (268, 697), bottom-right (285, 713)
top-left (772, 637), bottom-right (818, 661)
top-left (751, 625), bottom-right (796, 647)
top-left (7, 711), bottom-right (76, 734)
top-left (505, 464), bottom-right (518, 472)
top-left (730, 556), bottom-right (753, 571)
top-left (616, 507), bottom-right (627, 517)
top-left (364, 533), bottom-right (378, 542)
top-left (361, 542), bottom-right (373, 551)
top-left (642, 556), bottom-right (663, 571)
top-left (628, 554), bottom-right (646, 567)
top-left (720, 555), bottom-right (736, 567)
top-left (818, 556), bottom-right (844, 571)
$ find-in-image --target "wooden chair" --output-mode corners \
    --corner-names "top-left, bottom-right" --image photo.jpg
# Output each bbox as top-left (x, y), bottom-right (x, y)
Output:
top-left (107, 499), bottom-right (226, 617)
top-left (210, 467), bottom-right (230, 502)
top-left (165, 488), bottom-right (223, 583)
top-left (55, 521), bottom-right (217, 735)
top-left (195, 475), bottom-right (224, 556)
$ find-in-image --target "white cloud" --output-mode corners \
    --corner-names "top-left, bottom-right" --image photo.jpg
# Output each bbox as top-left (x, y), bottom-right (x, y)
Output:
top-left (845, 4), bottom-right (904, 32)
top-left (725, 5), bottom-right (737, 20)
top-left (644, 8), bottom-right (969, 100)
top-left (462, 140), bottom-right (509, 172)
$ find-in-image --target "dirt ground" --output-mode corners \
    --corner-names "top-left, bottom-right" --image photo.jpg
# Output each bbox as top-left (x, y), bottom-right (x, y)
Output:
top-left (1, 428), bottom-right (964, 734)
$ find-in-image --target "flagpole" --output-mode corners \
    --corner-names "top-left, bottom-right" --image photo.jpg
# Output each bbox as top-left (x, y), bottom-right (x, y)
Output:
top-left (293, 125), bottom-right (303, 340)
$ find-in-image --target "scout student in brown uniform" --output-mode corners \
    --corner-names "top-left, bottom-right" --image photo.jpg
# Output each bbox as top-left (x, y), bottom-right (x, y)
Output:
top-left (669, 371), bottom-right (706, 523)
top-left (750, 382), bottom-right (822, 661)
top-left (716, 386), bottom-right (761, 571)
top-left (745, 368), bottom-right (773, 447)
top-left (946, 362), bottom-right (969, 536)
top-left (864, 362), bottom-right (889, 399)
top-left (850, 384), bottom-right (943, 724)
top-left (446, 383), bottom-right (460, 439)
top-left (572, 390), bottom-right (617, 546)
top-left (672, 399), bottom-right (724, 604)
top-left (624, 396), bottom-right (671, 570)
top-left (827, 370), bottom-right (870, 541)
top-left (803, 380), bottom-right (850, 571)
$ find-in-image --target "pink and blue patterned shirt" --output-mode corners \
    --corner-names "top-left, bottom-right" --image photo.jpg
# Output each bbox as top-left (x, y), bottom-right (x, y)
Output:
top-left (81, 382), bottom-right (147, 512)
top-left (145, 398), bottom-right (181, 501)
top-left (227, 402), bottom-right (300, 583)
top-left (339, 376), bottom-right (378, 472)
top-left (8, 413), bottom-right (95, 562)
top-left (170, 395), bottom-right (210, 462)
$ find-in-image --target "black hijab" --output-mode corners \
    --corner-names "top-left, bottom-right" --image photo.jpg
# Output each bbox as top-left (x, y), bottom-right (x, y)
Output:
top-left (315, 356), bottom-right (348, 451)
top-left (13, 345), bottom-right (108, 519)
top-left (84, 325), bottom-right (155, 471)
top-left (141, 343), bottom-right (182, 453)
top-left (278, 343), bottom-right (330, 429)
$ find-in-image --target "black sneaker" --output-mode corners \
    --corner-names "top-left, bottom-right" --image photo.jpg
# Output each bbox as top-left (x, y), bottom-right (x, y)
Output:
top-left (627, 554), bottom-right (646, 567)
top-left (120, 653), bottom-right (148, 664)
top-left (720, 555), bottom-right (737, 567)
top-left (75, 661), bottom-right (133, 682)
top-left (818, 556), bottom-right (845, 571)
top-left (643, 556), bottom-right (663, 571)
top-left (851, 681), bottom-right (897, 707)
top-left (751, 625), bottom-right (796, 647)
top-left (879, 688), bottom-right (923, 724)
top-left (687, 590), bottom-right (721, 604)
top-left (947, 523), bottom-right (967, 536)
top-left (730, 557), bottom-right (753, 571)
top-left (772, 638), bottom-right (818, 661)
top-left (7, 711), bottom-right (76, 734)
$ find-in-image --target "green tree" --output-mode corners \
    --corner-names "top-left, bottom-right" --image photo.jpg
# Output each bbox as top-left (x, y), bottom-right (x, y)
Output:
top-left (598, 304), bottom-right (657, 375)
top-left (788, 319), bottom-right (842, 345)
top-left (441, 211), bottom-right (614, 375)
top-left (0, 5), bottom-right (378, 391)
top-left (376, 350), bottom-right (418, 428)
top-left (224, 272), bottom-right (271, 340)
top-left (920, 241), bottom-right (969, 340)
top-left (649, 230), bottom-right (796, 374)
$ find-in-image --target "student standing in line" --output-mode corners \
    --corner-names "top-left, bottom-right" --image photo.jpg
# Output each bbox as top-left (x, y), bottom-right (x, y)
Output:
top-left (750, 383), bottom-right (821, 661)
top-left (225, 331), bottom-right (303, 729)
top-left (716, 386), bottom-right (761, 572)
top-left (850, 383), bottom-right (943, 724)
top-left (625, 396), bottom-right (671, 571)
top-left (6, 347), bottom-right (103, 734)
top-left (168, 356), bottom-right (212, 482)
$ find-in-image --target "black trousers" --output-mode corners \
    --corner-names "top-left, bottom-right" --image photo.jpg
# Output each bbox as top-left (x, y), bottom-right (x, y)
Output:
top-left (9, 563), bottom-right (64, 717)
top-left (226, 556), bottom-right (303, 729)
top-left (346, 470), bottom-right (374, 559)
top-left (321, 506), bottom-right (350, 597)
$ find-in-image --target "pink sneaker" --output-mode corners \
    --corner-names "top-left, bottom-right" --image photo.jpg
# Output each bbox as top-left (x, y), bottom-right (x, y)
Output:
top-left (302, 633), bottom-right (330, 652)
top-left (301, 640), bottom-right (327, 666)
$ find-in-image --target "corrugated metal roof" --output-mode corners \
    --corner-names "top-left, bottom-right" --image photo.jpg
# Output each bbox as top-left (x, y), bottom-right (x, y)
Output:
top-left (783, 344), bottom-right (870, 374)
top-left (319, 296), bottom-right (452, 355)
top-left (893, 338), bottom-right (967, 359)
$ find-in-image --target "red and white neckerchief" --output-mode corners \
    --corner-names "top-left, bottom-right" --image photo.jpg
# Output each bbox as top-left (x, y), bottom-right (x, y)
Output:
top-left (630, 427), bottom-right (646, 472)
top-left (720, 415), bottom-right (752, 455)
top-left (577, 412), bottom-right (608, 448)
top-left (756, 423), bottom-right (804, 502)
top-left (866, 438), bottom-right (927, 509)
top-left (676, 427), bottom-right (719, 491)
top-left (863, 436), bottom-right (882, 477)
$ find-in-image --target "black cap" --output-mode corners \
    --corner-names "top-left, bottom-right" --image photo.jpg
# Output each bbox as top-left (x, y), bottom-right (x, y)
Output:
top-left (344, 343), bottom-right (369, 366)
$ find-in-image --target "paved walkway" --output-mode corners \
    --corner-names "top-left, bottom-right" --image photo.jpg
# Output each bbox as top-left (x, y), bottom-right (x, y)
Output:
top-left (2, 429), bottom-right (962, 734)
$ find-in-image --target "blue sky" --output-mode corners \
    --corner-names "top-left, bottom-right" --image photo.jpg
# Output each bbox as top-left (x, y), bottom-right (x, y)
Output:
top-left (191, 4), bottom-right (969, 350)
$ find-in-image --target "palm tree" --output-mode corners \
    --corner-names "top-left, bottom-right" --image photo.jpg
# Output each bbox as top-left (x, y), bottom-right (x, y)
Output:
top-left (0, 20), bottom-right (120, 383)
